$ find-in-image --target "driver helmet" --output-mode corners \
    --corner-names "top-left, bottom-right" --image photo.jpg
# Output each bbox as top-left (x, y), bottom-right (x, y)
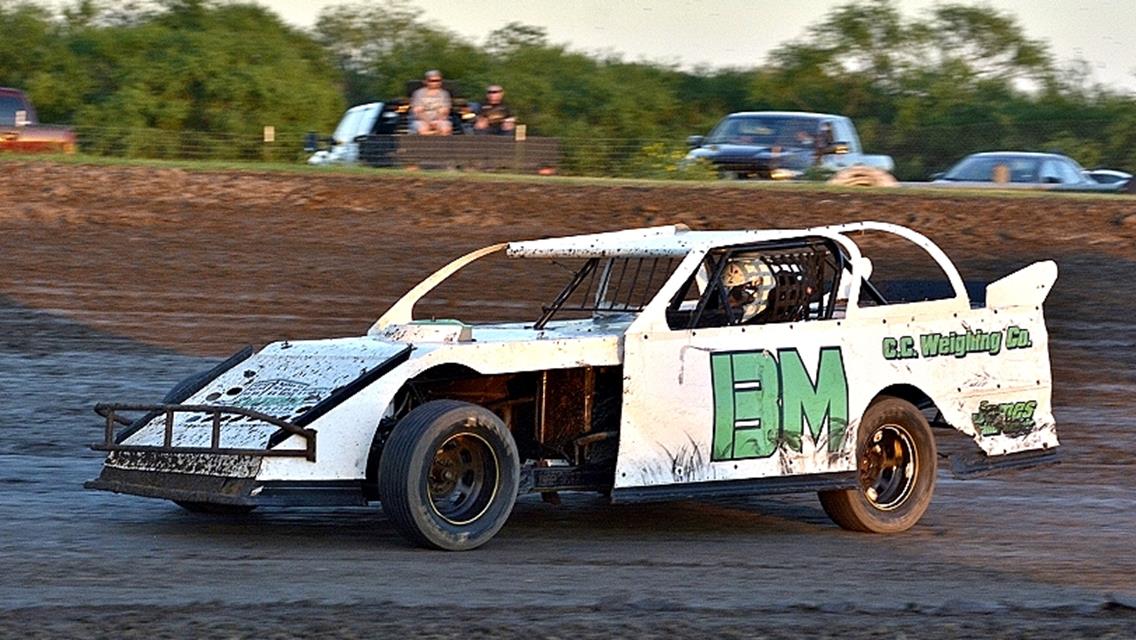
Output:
top-left (721, 256), bottom-right (776, 322)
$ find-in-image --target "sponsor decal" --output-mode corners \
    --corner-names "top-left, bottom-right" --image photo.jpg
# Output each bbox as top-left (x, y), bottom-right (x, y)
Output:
top-left (711, 347), bottom-right (848, 461)
top-left (227, 379), bottom-right (327, 411)
top-left (971, 399), bottom-right (1037, 436)
top-left (883, 325), bottom-right (1033, 361)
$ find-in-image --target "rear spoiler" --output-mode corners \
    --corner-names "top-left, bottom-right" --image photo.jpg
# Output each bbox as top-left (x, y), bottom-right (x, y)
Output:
top-left (985, 260), bottom-right (1057, 308)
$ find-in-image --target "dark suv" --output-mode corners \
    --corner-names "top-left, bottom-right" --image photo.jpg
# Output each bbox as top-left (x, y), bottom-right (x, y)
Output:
top-left (685, 111), bottom-right (893, 179)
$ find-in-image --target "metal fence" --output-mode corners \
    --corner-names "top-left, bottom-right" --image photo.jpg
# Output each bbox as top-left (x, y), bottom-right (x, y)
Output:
top-left (71, 124), bottom-right (311, 164)
top-left (62, 120), bottom-right (1129, 181)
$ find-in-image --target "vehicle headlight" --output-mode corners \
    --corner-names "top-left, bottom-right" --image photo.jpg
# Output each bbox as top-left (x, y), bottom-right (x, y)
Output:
top-left (770, 168), bottom-right (802, 180)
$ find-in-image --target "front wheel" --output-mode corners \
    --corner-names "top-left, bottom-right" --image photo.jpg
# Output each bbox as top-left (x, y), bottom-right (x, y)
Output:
top-left (378, 400), bottom-right (520, 550)
top-left (819, 396), bottom-right (936, 533)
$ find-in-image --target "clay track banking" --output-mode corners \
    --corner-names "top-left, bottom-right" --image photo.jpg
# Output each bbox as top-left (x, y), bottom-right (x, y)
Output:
top-left (0, 161), bottom-right (1133, 637)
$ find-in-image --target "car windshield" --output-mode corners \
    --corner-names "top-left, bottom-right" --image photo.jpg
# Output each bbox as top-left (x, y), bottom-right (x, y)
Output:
top-left (413, 252), bottom-right (683, 328)
top-left (942, 156), bottom-right (1044, 183)
top-left (534, 256), bottom-right (683, 329)
top-left (706, 116), bottom-right (822, 146)
top-left (332, 106), bottom-right (372, 143)
top-left (1089, 171), bottom-right (1129, 184)
top-left (0, 94), bottom-right (26, 126)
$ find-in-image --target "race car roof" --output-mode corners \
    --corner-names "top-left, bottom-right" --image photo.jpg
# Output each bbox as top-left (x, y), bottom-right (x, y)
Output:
top-left (506, 224), bottom-right (831, 258)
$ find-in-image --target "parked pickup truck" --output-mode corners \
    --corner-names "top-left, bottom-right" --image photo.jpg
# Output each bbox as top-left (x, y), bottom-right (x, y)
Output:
top-left (686, 111), bottom-right (893, 180)
top-left (0, 88), bottom-right (76, 154)
top-left (306, 80), bottom-right (558, 174)
top-left (307, 99), bottom-right (559, 174)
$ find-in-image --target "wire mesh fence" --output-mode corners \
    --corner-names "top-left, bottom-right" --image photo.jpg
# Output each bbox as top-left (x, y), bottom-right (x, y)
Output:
top-left (71, 125), bottom-right (311, 164)
top-left (58, 120), bottom-right (1131, 181)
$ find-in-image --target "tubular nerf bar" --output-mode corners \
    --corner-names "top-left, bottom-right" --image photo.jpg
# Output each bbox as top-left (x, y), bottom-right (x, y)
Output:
top-left (93, 403), bottom-right (316, 462)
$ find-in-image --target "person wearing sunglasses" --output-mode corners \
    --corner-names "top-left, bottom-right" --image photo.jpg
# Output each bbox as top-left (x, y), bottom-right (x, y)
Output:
top-left (474, 84), bottom-right (515, 135)
top-left (410, 70), bottom-right (453, 136)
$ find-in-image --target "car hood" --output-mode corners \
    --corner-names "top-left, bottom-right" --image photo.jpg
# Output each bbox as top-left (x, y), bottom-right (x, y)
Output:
top-left (195, 337), bottom-right (409, 415)
top-left (122, 337), bottom-right (409, 449)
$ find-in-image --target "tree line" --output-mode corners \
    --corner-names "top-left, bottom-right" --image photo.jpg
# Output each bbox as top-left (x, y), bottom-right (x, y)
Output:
top-left (2, 0), bottom-right (1133, 178)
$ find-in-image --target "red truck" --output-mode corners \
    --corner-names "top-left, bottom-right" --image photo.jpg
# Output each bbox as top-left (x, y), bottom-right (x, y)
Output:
top-left (0, 88), bottom-right (76, 154)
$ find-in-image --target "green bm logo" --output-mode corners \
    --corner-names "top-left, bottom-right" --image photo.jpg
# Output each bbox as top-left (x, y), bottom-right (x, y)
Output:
top-left (711, 347), bottom-right (849, 461)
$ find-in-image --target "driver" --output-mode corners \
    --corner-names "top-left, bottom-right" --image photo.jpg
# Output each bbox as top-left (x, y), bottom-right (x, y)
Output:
top-left (721, 256), bottom-right (776, 323)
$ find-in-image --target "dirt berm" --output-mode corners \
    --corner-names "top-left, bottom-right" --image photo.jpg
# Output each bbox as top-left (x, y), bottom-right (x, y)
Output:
top-left (1, 161), bottom-right (1133, 353)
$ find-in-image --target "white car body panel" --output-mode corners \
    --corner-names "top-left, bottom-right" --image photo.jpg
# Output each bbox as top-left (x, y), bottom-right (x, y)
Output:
top-left (615, 283), bottom-right (1055, 489)
top-left (259, 318), bottom-right (629, 481)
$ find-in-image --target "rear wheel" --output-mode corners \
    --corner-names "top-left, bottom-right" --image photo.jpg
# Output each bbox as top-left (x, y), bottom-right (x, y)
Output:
top-left (378, 400), bottom-right (520, 550)
top-left (819, 397), bottom-right (936, 533)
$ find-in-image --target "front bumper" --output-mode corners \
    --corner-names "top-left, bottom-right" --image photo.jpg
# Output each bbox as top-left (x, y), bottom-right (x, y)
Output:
top-left (86, 463), bottom-right (259, 505)
top-left (85, 456), bottom-right (368, 507)
top-left (709, 159), bottom-right (808, 180)
top-left (87, 404), bottom-right (331, 506)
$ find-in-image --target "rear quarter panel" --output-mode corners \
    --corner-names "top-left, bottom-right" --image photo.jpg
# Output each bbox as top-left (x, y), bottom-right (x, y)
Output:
top-left (613, 294), bottom-right (1055, 490)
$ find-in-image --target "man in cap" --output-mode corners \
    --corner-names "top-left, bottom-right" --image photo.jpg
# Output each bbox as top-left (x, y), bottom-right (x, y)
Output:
top-left (474, 84), bottom-right (516, 135)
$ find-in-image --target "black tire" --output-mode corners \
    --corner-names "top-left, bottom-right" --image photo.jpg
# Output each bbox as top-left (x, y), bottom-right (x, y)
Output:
top-left (819, 396), bottom-right (936, 533)
top-left (174, 501), bottom-right (256, 515)
top-left (378, 400), bottom-right (520, 551)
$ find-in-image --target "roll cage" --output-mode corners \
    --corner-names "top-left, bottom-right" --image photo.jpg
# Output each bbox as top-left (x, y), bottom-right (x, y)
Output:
top-left (665, 237), bottom-right (845, 330)
top-left (369, 222), bottom-right (970, 335)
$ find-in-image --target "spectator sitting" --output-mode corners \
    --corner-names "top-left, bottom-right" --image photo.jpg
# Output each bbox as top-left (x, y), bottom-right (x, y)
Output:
top-left (474, 85), bottom-right (515, 135)
top-left (411, 70), bottom-right (453, 136)
top-left (813, 120), bottom-right (835, 162)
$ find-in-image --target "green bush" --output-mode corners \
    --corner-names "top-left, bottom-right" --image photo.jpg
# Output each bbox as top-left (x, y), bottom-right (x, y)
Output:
top-left (623, 142), bottom-right (717, 181)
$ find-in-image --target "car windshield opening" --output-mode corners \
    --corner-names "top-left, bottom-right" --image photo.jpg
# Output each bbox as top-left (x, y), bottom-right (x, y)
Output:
top-left (535, 256), bottom-right (682, 329)
top-left (413, 252), bottom-right (682, 328)
top-left (332, 107), bottom-right (368, 143)
top-left (706, 116), bottom-right (823, 146)
top-left (0, 94), bottom-right (25, 126)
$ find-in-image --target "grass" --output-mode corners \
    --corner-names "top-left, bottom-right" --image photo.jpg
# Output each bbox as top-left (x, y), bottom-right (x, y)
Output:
top-left (0, 152), bottom-right (1128, 201)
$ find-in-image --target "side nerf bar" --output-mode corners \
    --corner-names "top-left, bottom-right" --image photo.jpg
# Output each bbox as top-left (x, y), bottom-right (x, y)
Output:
top-left (949, 448), bottom-right (1059, 479)
top-left (93, 403), bottom-right (316, 462)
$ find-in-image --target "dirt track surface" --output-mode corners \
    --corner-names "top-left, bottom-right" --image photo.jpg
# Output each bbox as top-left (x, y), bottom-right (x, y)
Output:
top-left (1, 161), bottom-right (1134, 637)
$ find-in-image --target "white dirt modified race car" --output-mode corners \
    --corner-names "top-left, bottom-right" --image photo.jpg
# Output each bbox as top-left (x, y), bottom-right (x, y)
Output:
top-left (88, 222), bottom-right (1059, 550)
